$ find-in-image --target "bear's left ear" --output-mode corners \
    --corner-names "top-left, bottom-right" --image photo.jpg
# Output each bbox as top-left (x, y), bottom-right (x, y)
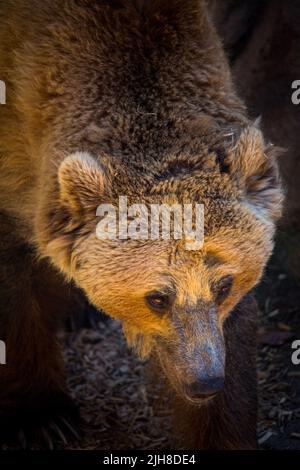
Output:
top-left (58, 152), bottom-right (107, 215)
top-left (228, 126), bottom-right (283, 222)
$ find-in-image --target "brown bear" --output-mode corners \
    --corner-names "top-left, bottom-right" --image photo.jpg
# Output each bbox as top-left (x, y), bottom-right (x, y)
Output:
top-left (0, 0), bottom-right (283, 449)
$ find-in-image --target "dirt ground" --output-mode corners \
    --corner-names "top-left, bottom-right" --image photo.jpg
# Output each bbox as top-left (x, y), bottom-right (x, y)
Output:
top-left (256, 231), bottom-right (300, 449)
top-left (61, 318), bottom-right (172, 450)
top-left (49, 230), bottom-right (300, 451)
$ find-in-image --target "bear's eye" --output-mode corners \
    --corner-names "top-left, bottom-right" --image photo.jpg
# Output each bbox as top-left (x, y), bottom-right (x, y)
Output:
top-left (145, 291), bottom-right (173, 313)
top-left (214, 275), bottom-right (233, 304)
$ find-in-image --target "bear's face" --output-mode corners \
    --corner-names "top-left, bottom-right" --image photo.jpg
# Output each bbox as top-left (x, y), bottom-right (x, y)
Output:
top-left (68, 196), bottom-right (273, 401)
top-left (43, 125), bottom-right (282, 402)
top-left (70, 191), bottom-right (272, 335)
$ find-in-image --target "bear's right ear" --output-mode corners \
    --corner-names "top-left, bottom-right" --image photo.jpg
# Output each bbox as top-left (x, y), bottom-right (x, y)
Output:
top-left (58, 152), bottom-right (106, 215)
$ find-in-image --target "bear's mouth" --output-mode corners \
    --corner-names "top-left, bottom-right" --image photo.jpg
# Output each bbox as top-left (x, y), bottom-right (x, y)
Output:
top-left (181, 392), bottom-right (219, 406)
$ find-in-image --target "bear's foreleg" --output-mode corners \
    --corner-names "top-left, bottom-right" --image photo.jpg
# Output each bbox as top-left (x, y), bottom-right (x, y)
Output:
top-left (0, 213), bottom-right (80, 448)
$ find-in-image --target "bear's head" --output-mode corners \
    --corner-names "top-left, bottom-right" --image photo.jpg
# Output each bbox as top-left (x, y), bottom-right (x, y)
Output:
top-left (40, 125), bottom-right (283, 403)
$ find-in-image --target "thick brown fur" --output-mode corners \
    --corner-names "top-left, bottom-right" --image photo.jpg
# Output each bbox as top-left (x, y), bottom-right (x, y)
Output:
top-left (0, 0), bottom-right (282, 448)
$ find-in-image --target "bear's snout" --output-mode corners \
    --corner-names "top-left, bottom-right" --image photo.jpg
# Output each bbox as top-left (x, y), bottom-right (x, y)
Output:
top-left (179, 332), bottom-right (226, 402)
top-left (156, 303), bottom-right (226, 403)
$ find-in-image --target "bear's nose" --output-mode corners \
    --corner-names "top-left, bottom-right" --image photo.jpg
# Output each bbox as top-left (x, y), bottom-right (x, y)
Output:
top-left (186, 376), bottom-right (225, 398)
